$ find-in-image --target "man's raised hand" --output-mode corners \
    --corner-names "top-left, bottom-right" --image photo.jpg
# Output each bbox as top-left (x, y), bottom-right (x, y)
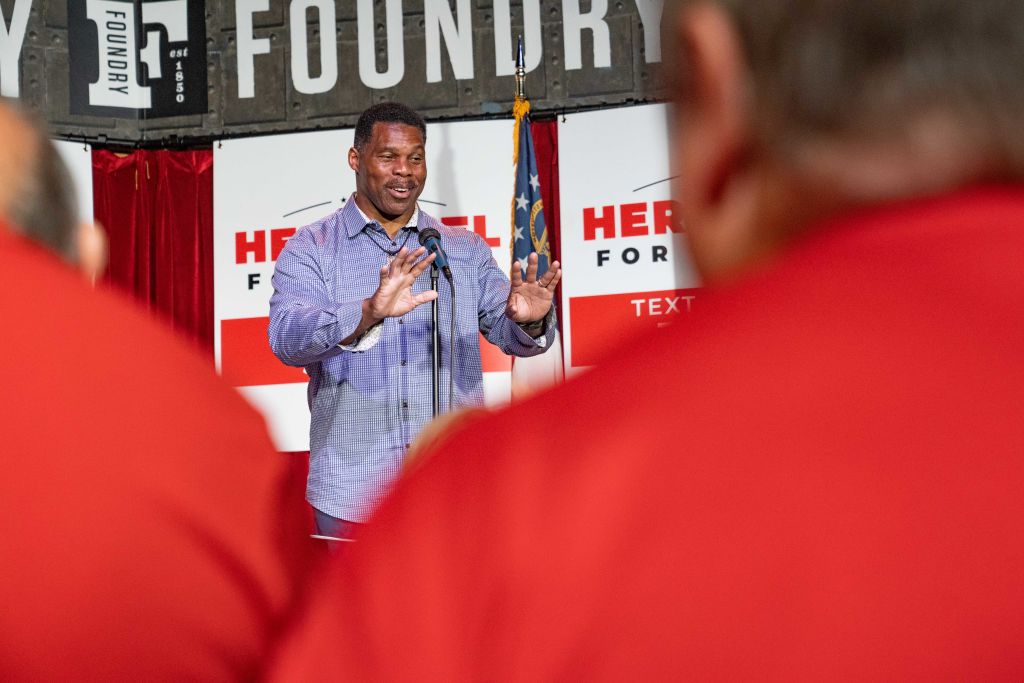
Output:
top-left (367, 247), bottom-right (437, 321)
top-left (506, 252), bottom-right (562, 323)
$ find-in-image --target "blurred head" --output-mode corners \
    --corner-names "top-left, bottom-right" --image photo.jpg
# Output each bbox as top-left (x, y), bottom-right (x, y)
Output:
top-left (0, 98), bottom-right (107, 281)
top-left (0, 98), bottom-right (78, 259)
top-left (348, 102), bottom-right (428, 223)
top-left (667, 0), bottom-right (1024, 281)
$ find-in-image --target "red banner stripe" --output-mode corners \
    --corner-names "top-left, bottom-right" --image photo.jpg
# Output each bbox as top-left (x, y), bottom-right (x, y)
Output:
top-left (569, 288), bottom-right (699, 367)
top-left (220, 317), bottom-right (511, 387)
top-left (221, 317), bottom-right (308, 387)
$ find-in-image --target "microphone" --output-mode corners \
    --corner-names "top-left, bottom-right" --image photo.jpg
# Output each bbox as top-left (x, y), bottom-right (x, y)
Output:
top-left (418, 227), bottom-right (452, 281)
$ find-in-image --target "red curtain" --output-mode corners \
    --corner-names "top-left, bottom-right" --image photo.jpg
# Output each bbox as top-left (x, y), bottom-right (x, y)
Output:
top-left (530, 118), bottom-right (563, 336)
top-left (530, 118), bottom-right (561, 267)
top-left (93, 149), bottom-right (215, 354)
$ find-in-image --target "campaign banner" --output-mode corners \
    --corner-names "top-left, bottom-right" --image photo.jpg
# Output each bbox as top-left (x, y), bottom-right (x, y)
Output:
top-left (214, 119), bottom-right (519, 451)
top-left (68, 0), bottom-right (208, 117)
top-left (558, 104), bottom-right (699, 374)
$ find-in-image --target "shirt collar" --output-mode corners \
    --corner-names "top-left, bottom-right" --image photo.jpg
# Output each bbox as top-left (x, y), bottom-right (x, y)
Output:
top-left (341, 193), bottom-right (420, 238)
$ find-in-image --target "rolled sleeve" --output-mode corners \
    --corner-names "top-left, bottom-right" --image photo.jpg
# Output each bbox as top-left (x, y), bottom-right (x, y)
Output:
top-left (472, 234), bottom-right (556, 358)
top-left (338, 321), bottom-right (383, 352)
top-left (512, 307), bottom-right (557, 349)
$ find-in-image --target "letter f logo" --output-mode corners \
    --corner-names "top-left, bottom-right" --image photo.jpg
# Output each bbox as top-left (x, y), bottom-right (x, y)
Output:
top-left (85, 0), bottom-right (188, 109)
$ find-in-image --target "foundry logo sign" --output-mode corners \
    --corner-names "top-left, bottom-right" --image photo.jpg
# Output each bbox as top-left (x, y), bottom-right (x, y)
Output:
top-left (68, 0), bottom-right (207, 117)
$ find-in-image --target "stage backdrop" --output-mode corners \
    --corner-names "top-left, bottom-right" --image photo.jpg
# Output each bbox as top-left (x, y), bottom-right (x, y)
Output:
top-left (558, 104), bottom-right (699, 375)
top-left (214, 119), bottom-right (521, 451)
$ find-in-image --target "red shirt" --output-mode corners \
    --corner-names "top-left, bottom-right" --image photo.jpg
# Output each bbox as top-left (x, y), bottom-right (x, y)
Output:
top-left (0, 229), bottom-right (313, 680)
top-left (271, 188), bottom-right (1024, 680)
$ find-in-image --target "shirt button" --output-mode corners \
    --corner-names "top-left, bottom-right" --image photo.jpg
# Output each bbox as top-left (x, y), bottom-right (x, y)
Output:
top-left (401, 360), bottom-right (407, 366)
top-left (398, 319), bottom-right (404, 325)
top-left (402, 400), bottom-right (408, 408)
top-left (391, 241), bottom-right (397, 246)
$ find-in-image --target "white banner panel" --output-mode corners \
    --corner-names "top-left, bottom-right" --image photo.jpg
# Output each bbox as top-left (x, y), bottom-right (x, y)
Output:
top-left (214, 120), bottom-right (517, 451)
top-left (53, 140), bottom-right (94, 221)
top-left (558, 104), bottom-right (699, 375)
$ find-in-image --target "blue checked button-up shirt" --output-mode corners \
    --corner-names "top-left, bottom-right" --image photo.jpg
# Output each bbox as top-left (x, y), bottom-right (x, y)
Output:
top-left (269, 195), bottom-right (556, 521)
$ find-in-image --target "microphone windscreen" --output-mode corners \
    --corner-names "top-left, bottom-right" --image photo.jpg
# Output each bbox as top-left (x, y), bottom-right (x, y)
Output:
top-left (418, 227), bottom-right (441, 246)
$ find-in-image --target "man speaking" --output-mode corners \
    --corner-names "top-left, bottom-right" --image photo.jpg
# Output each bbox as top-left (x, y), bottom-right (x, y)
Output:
top-left (269, 103), bottom-right (561, 537)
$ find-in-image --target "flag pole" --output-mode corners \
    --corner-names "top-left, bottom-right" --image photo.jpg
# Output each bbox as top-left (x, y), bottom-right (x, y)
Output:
top-left (511, 35), bottom-right (530, 265)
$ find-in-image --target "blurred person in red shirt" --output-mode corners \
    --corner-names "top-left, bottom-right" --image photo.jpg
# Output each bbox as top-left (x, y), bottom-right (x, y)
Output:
top-left (0, 101), bottom-right (314, 679)
top-left (0, 98), bottom-right (106, 282)
top-left (269, 0), bottom-right (1024, 679)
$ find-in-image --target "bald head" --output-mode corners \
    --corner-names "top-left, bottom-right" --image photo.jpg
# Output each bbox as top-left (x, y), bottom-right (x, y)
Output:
top-left (0, 103), bottom-right (39, 216)
top-left (0, 99), bottom-right (79, 261)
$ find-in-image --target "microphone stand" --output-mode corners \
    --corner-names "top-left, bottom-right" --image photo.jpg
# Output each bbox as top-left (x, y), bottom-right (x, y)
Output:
top-left (430, 263), bottom-right (441, 418)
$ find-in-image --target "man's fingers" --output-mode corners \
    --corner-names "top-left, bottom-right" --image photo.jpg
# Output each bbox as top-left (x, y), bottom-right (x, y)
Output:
top-left (547, 267), bottom-right (563, 290)
top-left (389, 247), bottom-right (410, 271)
top-left (390, 246), bottom-right (424, 271)
top-left (510, 260), bottom-right (524, 287)
top-left (408, 250), bottom-right (437, 278)
top-left (412, 290), bottom-right (439, 306)
top-left (540, 261), bottom-right (562, 289)
top-left (525, 252), bottom-right (539, 282)
top-left (398, 246), bottom-right (427, 273)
